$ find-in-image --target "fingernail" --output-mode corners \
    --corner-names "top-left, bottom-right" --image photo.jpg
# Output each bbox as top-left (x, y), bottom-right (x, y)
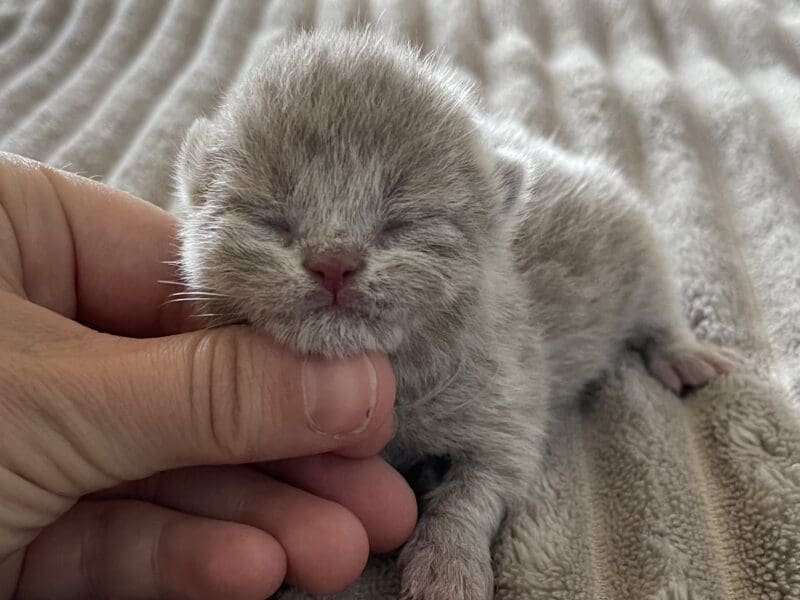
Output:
top-left (302, 354), bottom-right (378, 435)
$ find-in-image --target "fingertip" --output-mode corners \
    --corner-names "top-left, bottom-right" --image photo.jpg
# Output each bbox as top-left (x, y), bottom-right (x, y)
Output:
top-left (367, 351), bottom-right (396, 411)
top-left (367, 466), bottom-right (418, 554)
top-left (203, 527), bottom-right (287, 599)
top-left (337, 410), bottom-right (396, 458)
top-left (300, 351), bottom-right (395, 440)
top-left (286, 502), bottom-right (369, 595)
top-left (340, 351), bottom-right (395, 448)
top-left (263, 455), bottom-right (418, 555)
top-left (171, 521), bottom-right (287, 599)
top-left (155, 333), bottom-right (400, 470)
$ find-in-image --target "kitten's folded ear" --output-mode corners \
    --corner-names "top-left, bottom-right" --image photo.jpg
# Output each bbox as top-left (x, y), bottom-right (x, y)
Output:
top-left (176, 116), bottom-right (217, 206)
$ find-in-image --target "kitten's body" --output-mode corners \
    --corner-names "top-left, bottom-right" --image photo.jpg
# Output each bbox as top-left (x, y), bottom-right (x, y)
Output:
top-left (176, 30), bottom-right (734, 599)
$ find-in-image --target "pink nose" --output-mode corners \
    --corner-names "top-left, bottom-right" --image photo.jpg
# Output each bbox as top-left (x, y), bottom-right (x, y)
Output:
top-left (303, 252), bottom-right (364, 298)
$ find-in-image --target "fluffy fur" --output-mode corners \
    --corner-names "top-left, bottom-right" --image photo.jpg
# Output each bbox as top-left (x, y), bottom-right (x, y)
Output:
top-left (175, 30), bottom-right (735, 600)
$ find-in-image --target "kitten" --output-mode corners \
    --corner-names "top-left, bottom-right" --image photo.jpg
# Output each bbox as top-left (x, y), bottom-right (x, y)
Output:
top-left (175, 30), bottom-right (736, 600)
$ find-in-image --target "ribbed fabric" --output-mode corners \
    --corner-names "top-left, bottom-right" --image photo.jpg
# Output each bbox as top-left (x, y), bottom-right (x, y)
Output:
top-left (2, 1), bottom-right (799, 598)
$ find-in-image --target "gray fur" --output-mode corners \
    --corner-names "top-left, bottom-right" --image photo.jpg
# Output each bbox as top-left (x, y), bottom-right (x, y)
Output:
top-left (175, 30), bottom-right (735, 600)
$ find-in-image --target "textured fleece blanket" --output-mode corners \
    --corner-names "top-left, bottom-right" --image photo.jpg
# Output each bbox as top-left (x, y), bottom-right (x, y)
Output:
top-left (2, 1), bottom-right (800, 598)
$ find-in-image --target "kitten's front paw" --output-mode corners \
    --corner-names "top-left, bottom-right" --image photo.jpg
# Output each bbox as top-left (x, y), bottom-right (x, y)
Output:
top-left (399, 519), bottom-right (493, 600)
top-left (646, 337), bottom-right (740, 394)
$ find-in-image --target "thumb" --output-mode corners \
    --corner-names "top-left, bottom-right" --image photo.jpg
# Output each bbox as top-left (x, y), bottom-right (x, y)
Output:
top-left (37, 326), bottom-right (396, 494)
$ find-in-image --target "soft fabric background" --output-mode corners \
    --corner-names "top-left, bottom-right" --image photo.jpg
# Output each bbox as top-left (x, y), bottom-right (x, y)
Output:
top-left (1, 1), bottom-right (799, 598)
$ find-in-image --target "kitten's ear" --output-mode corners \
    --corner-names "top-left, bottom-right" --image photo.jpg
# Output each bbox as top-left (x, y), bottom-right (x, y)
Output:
top-left (489, 149), bottom-right (526, 226)
top-left (176, 116), bottom-right (217, 206)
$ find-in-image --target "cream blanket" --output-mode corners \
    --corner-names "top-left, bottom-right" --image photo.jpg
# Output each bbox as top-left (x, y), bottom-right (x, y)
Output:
top-left (1, 1), bottom-right (799, 598)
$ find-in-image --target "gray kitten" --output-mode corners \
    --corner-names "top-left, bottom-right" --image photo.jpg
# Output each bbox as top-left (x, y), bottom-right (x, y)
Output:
top-left (175, 30), bottom-right (736, 600)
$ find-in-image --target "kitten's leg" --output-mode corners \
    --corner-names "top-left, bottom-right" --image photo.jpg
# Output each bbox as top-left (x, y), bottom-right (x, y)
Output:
top-left (511, 142), bottom-right (738, 396)
top-left (620, 212), bottom-right (740, 394)
top-left (399, 458), bottom-right (511, 600)
top-left (612, 233), bottom-right (740, 394)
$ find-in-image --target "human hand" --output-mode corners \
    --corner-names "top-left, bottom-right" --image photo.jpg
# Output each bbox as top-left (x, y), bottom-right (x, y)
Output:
top-left (0, 153), bottom-right (416, 599)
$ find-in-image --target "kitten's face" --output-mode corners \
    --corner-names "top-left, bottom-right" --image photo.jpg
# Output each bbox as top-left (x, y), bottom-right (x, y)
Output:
top-left (177, 32), bottom-right (497, 357)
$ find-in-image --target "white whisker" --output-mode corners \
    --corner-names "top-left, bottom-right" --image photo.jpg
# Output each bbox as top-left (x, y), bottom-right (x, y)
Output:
top-left (169, 291), bottom-right (230, 298)
top-left (164, 297), bottom-right (217, 304)
top-left (158, 279), bottom-right (189, 287)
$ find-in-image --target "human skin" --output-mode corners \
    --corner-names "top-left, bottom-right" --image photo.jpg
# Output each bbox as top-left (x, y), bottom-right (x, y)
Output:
top-left (0, 152), bottom-right (416, 599)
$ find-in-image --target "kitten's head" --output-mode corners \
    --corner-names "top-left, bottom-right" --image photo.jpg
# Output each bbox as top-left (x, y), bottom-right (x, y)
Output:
top-left (177, 30), bottom-right (508, 357)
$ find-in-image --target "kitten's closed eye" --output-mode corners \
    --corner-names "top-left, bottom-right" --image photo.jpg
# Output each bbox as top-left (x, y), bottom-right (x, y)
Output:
top-left (262, 215), bottom-right (292, 235)
top-left (382, 208), bottom-right (452, 235)
top-left (382, 219), bottom-right (414, 235)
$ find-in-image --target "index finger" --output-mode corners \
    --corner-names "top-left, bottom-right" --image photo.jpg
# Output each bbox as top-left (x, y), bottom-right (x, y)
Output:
top-left (0, 152), bottom-right (196, 336)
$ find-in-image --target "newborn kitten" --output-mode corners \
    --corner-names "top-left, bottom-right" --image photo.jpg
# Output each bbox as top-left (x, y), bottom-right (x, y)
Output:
top-left (175, 30), bottom-right (735, 600)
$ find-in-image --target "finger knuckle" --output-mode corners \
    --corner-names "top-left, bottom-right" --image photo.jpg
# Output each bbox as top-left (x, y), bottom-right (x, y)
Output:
top-left (189, 329), bottom-right (265, 461)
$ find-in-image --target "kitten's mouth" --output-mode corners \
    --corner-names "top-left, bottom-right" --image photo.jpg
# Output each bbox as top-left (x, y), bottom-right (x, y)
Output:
top-left (307, 302), bottom-right (373, 321)
top-left (251, 286), bottom-right (406, 355)
top-left (282, 301), bottom-right (403, 356)
top-left (306, 288), bottom-right (377, 317)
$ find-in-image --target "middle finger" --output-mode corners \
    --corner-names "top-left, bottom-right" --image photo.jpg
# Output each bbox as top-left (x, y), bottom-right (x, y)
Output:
top-left (98, 465), bottom-right (372, 595)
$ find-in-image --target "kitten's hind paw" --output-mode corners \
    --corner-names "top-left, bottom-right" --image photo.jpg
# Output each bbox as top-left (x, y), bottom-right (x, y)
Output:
top-left (645, 338), bottom-right (740, 394)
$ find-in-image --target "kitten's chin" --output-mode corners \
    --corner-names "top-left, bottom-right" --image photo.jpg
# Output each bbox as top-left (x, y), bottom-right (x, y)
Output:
top-left (263, 311), bottom-right (405, 358)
